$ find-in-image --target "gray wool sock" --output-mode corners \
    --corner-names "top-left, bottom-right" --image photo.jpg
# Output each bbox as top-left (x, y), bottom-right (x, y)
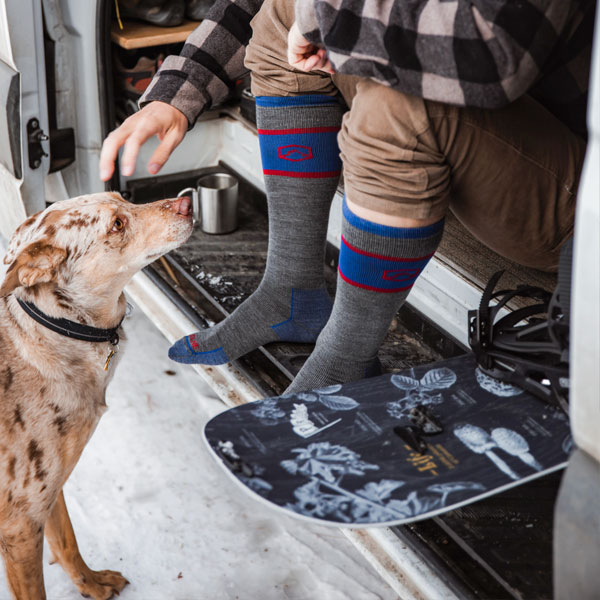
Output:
top-left (285, 200), bottom-right (445, 393)
top-left (169, 95), bottom-right (345, 365)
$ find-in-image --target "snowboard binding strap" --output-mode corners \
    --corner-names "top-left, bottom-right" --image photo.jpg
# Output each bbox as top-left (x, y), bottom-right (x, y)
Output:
top-left (468, 266), bottom-right (570, 414)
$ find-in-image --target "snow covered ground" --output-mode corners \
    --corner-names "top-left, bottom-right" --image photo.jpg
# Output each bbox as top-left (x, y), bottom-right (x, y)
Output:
top-left (0, 239), bottom-right (396, 600)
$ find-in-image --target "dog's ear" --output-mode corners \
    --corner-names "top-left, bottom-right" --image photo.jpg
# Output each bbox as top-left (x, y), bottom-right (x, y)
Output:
top-left (0, 242), bottom-right (67, 297)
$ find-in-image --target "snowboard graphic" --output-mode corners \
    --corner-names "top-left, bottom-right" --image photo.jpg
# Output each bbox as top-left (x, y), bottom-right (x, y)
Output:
top-left (203, 354), bottom-right (571, 527)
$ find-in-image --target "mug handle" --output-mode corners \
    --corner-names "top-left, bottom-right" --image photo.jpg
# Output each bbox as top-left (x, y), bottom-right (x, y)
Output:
top-left (177, 187), bottom-right (199, 225)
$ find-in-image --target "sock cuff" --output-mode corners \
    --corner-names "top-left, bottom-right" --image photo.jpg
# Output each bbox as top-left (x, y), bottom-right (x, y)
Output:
top-left (256, 95), bottom-right (342, 108)
top-left (257, 97), bottom-right (343, 179)
top-left (342, 197), bottom-right (444, 239)
top-left (339, 200), bottom-right (444, 293)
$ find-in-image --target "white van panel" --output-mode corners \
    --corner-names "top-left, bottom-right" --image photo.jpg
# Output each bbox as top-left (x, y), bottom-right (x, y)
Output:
top-left (571, 6), bottom-right (600, 464)
top-left (0, 0), bottom-right (49, 237)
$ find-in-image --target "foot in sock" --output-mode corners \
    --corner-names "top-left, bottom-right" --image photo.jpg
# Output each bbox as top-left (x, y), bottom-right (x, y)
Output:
top-left (169, 94), bottom-right (345, 366)
top-left (168, 285), bottom-right (332, 364)
top-left (285, 198), bottom-right (444, 393)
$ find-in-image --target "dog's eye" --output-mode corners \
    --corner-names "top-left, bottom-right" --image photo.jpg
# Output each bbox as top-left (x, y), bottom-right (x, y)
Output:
top-left (111, 218), bottom-right (125, 232)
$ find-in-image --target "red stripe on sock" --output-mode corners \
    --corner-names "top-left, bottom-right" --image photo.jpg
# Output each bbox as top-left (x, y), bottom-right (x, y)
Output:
top-left (338, 268), bottom-right (413, 293)
top-left (257, 126), bottom-right (341, 135)
top-left (341, 235), bottom-right (435, 263)
top-left (263, 169), bottom-right (341, 178)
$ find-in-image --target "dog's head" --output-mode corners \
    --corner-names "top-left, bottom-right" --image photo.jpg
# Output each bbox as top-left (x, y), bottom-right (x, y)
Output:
top-left (0, 192), bottom-right (193, 300)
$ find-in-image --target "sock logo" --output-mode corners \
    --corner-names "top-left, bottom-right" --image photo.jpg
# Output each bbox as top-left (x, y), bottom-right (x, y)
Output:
top-left (187, 335), bottom-right (200, 351)
top-left (382, 268), bottom-right (421, 283)
top-left (278, 145), bottom-right (314, 162)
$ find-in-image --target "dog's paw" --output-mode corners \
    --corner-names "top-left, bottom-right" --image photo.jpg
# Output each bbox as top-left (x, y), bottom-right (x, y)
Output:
top-left (77, 569), bottom-right (129, 600)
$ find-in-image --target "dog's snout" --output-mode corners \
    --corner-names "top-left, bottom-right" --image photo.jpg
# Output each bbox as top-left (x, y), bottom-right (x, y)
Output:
top-left (171, 196), bottom-right (192, 217)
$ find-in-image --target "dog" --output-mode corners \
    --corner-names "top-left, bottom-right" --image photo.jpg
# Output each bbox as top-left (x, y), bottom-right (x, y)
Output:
top-left (0, 192), bottom-right (192, 599)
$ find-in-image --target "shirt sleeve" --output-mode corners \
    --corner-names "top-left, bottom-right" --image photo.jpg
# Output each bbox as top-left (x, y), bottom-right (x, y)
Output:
top-left (140, 0), bottom-right (263, 126)
top-left (295, 0), bottom-right (576, 108)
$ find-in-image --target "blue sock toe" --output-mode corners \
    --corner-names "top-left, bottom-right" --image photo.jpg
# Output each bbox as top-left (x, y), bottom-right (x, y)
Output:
top-left (168, 335), bottom-right (231, 365)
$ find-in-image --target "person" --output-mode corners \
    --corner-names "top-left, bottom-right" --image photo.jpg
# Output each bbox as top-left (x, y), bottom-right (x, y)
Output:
top-left (100, 0), bottom-right (593, 393)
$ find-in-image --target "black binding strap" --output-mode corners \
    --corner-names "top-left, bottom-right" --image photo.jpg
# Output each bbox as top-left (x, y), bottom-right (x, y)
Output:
top-left (16, 298), bottom-right (122, 345)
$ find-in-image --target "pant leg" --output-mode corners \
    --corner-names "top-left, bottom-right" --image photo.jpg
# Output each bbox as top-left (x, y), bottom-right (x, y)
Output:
top-left (244, 0), bottom-right (584, 271)
top-left (428, 98), bottom-right (585, 271)
top-left (245, 0), bottom-right (449, 222)
top-left (245, 0), bottom-right (338, 98)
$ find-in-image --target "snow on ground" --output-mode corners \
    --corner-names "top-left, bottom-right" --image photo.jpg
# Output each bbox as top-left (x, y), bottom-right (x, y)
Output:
top-left (0, 238), bottom-right (397, 600)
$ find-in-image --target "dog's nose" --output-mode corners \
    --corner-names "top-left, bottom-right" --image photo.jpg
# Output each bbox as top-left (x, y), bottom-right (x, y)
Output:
top-left (171, 196), bottom-right (192, 216)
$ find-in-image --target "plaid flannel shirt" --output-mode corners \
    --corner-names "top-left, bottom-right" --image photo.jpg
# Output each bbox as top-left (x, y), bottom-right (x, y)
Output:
top-left (141, 0), bottom-right (594, 137)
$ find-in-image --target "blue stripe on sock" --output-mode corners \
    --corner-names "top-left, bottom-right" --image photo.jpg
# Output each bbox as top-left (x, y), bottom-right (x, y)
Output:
top-left (339, 236), bottom-right (434, 292)
top-left (259, 130), bottom-right (341, 175)
top-left (184, 338), bottom-right (230, 364)
top-left (343, 197), bottom-right (444, 238)
top-left (256, 95), bottom-right (341, 108)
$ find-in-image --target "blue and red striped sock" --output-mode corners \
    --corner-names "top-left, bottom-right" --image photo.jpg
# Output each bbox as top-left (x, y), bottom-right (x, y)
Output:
top-left (256, 95), bottom-right (343, 179)
top-left (286, 198), bottom-right (444, 392)
top-left (169, 95), bottom-right (344, 365)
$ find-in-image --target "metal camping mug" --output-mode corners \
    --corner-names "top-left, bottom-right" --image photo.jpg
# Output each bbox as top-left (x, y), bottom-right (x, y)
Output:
top-left (178, 173), bottom-right (239, 234)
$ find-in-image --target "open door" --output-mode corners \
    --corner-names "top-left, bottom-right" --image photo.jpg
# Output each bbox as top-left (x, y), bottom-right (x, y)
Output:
top-left (0, 0), bottom-right (50, 239)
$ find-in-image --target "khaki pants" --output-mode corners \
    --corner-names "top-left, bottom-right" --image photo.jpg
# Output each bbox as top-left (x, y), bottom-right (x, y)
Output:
top-left (245, 0), bottom-right (585, 271)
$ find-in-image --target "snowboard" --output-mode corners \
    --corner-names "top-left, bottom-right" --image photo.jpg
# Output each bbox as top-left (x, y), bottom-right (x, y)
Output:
top-left (203, 354), bottom-right (572, 527)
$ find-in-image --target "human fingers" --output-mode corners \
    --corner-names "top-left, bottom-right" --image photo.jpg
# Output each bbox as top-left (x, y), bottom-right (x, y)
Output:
top-left (100, 123), bottom-right (133, 181)
top-left (120, 128), bottom-right (154, 178)
top-left (287, 22), bottom-right (317, 70)
top-left (147, 128), bottom-right (185, 175)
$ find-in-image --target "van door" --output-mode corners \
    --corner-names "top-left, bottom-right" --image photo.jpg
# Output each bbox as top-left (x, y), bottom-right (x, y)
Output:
top-left (0, 0), bottom-right (49, 239)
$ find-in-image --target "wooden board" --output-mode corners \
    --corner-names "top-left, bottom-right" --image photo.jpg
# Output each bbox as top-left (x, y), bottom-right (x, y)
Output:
top-left (110, 19), bottom-right (200, 50)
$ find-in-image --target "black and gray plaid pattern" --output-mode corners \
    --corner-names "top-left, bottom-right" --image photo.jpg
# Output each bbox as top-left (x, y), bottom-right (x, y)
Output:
top-left (142, 0), bottom-right (593, 136)
top-left (140, 0), bottom-right (262, 125)
top-left (297, 0), bottom-right (594, 135)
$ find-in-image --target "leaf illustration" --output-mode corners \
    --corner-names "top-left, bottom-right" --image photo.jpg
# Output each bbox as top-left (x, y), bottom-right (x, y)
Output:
top-left (391, 374), bottom-right (419, 390)
top-left (300, 459), bottom-right (337, 482)
top-left (295, 392), bottom-right (318, 403)
top-left (427, 481), bottom-right (485, 495)
top-left (289, 443), bottom-right (379, 481)
top-left (356, 479), bottom-right (405, 503)
top-left (315, 384), bottom-right (343, 395)
top-left (290, 480), bottom-right (353, 521)
top-left (475, 368), bottom-right (522, 397)
top-left (420, 367), bottom-right (457, 390)
top-left (239, 476), bottom-right (273, 497)
top-left (280, 460), bottom-right (298, 475)
top-left (318, 395), bottom-right (359, 411)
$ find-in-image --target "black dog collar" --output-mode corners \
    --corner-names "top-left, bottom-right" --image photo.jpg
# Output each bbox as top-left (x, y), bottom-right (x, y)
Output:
top-left (16, 297), bottom-right (122, 346)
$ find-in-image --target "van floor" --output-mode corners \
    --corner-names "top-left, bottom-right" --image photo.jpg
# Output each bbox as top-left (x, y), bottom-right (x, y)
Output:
top-left (135, 165), bottom-right (561, 600)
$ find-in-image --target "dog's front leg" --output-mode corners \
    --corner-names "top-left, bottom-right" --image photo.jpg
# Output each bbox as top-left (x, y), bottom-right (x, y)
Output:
top-left (0, 518), bottom-right (46, 600)
top-left (44, 490), bottom-right (129, 600)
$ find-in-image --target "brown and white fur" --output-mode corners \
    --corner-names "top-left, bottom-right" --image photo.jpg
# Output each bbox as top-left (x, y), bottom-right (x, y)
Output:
top-left (0, 192), bottom-right (192, 599)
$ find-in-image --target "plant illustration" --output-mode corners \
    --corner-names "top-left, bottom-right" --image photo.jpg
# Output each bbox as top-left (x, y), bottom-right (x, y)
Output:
top-left (294, 386), bottom-right (359, 411)
top-left (387, 367), bottom-right (457, 419)
top-left (280, 442), bottom-right (379, 484)
top-left (284, 476), bottom-right (485, 524)
top-left (250, 398), bottom-right (286, 425)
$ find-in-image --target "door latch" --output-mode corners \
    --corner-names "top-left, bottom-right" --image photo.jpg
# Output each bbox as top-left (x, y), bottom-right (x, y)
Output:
top-left (27, 118), bottom-right (49, 169)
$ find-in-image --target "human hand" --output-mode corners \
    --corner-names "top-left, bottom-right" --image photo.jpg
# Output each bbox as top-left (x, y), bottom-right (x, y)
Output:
top-left (287, 22), bottom-right (334, 74)
top-left (99, 101), bottom-right (188, 181)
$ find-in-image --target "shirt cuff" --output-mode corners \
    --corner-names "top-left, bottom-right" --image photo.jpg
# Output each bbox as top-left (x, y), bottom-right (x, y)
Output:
top-left (295, 0), bottom-right (322, 46)
top-left (139, 57), bottom-right (209, 129)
